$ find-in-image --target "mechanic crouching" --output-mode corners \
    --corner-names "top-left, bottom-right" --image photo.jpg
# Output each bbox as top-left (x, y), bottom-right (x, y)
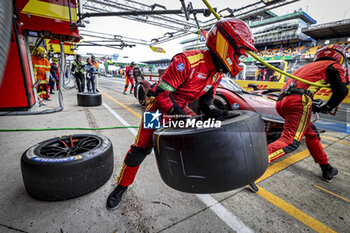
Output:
top-left (268, 45), bottom-right (348, 182)
top-left (106, 18), bottom-right (258, 210)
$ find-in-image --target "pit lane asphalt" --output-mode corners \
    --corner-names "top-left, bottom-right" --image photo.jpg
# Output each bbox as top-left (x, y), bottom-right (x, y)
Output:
top-left (0, 76), bottom-right (349, 233)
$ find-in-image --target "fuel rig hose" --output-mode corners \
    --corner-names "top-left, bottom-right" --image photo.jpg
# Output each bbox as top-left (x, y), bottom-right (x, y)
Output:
top-left (202, 0), bottom-right (330, 88)
top-left (0, 126), bottom-right (138, 132)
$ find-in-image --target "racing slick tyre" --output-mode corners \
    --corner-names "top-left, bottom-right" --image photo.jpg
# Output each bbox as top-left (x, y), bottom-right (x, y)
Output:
top-left (137, 85), bottom-right (146, 108)
top-left (213, 94), bottom-right (231, 111)
top-left (133, 83), bottom-right (139, 98)
top-left (153, 111), bottom-right (268, 193)
top-left (77, 92), bottom-right (102, 106)
top-left (21, 134), bottom-right (113, 201)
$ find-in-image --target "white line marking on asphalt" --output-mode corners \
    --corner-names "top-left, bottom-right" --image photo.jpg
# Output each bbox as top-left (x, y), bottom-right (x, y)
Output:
top-left (196, 194), bottom-right (254, 233)
top-left (102, 102), bottom-right (253, 233)
top-left (103, 103), bottom-right (138, 136)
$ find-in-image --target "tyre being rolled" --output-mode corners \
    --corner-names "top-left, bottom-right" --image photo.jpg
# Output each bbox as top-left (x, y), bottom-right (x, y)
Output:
top-left (77, 92), bottom-right (102, 106)
top-left (153, 111), bottom-right (268, 194)
top-left (21, 134), bottom-right (113, 201)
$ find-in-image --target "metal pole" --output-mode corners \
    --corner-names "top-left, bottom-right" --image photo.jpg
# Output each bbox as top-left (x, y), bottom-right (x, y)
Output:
top-left (58, 37), bottom-right (65, 109)
top-left (81, 9), bottom-right (209, 19)
top-left (180, 0), bottom-right (189, 20)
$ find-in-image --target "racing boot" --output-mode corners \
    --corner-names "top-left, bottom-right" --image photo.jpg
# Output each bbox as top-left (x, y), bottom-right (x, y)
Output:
top-left (248, 182), bottom-right (259, 193)
top-left (106, 185), bottom-right (128, 210)
top-left (123, 91), bottom-right (127, 95)
top-left (320, 164), bottom-right (338, 182)
top-left (130, 90), bottom-right (133, 94)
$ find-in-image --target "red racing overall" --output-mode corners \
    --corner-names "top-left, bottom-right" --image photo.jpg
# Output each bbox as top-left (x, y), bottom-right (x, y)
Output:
top-left (268, 60), bottom-right (348, 163)
top-left (117, 49), bottom-right (223, 186)
top-left (124, 65), bottom-right (135, 92)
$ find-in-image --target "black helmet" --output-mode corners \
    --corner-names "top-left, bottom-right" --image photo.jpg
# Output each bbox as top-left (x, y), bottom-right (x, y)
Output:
top-left (87, 57), bottom-right (91, 62)
top-left (76, 54), bottom-right (82, 60)
top-left (91, 55), bottom-right (96, 59)
top-left (131, 61), bottom-right (135, 66)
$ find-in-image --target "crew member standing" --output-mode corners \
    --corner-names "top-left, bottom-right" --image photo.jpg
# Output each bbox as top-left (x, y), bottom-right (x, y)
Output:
top-left (123, 62), bottom-right (135, 94)
top-left (86, 57), bottom-right (97, 93)
top-left (268, 45), bottom-right (348, 182)
top-left (106, 18), bottom-right (258, 210)
top-left (31, 47), bottom-right (51, 103)
top-left (91, 55), bottom-right (99, 92)
top-left (71, 54), bottom-right (85, 93)
top-left (50, 57), bottom-right (59, 94)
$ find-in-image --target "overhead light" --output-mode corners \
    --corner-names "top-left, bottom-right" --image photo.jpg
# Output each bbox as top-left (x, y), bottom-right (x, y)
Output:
top-left (219, 8), bottom-right (233, 17)
top-left (203, 9), bottom-right (211, 17)
top-left (151, 4), bottom-right (166, 11)
top-left (164, 32), bottom-right (174, 38)
top-left (114, 35), bottom-right (122, 40)
top-left (151, 38), bottom-right (159, 43)
top-left (324, 40), bottom-right (330, 45)
top-left (260, 0), bottom-right (283, 5)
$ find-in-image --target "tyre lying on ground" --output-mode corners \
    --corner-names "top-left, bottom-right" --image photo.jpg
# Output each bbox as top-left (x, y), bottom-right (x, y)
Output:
top-left (77, 92), bottom-right (102, 106)
top-left (153, 111), bottom-right (268, 193)
top-left (21, 134), bottom-right (113, 201)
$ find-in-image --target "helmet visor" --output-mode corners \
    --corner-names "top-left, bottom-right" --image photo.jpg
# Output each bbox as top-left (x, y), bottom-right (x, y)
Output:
top-left (215, 31), bottom-right (244, 77)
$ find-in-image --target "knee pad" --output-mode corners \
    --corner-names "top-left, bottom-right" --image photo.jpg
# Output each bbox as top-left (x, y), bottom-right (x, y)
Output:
top-left (283, 139), bottom-right (300, 154)
top-left (124, 145), bottom-right (152, 167)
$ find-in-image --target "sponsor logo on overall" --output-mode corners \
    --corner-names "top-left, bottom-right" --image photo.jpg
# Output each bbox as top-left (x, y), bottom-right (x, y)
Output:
top-left (177, 63), bottom-right (185, 71)
top-left (143, 110), bottom-right (161, 129)
top-left (203, 85), bottom-right (212, 92)
top-left (196, 72), bottom-right (207, 79)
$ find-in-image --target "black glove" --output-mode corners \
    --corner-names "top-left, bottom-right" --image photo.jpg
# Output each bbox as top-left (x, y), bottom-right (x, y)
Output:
top-left (207, 105), bottom-right (227, 120)
top-left (225, 111), bottom-right (240, 119)
top-left (208, 106), bottom-right (239, 120)
top-left (312, 103), bottom-right (332, 114)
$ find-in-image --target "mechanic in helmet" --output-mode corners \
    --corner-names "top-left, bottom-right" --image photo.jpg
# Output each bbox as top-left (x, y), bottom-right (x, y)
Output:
top-left (71, 54), bottom-right (85, 93)
top-left (123, 61), bottom-right (136, 94)
top-left (106, 18), bottom-right (258, 210)
top-left (268, 44), bottom-right (348, 182)
top-left (31, 47), bottom-right (51, 104)
top-left (49, 57), bottom-right (60, 94)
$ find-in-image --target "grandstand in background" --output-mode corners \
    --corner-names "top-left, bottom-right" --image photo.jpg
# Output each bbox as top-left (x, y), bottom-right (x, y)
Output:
top-left (301, 18), bottom-right (350, 60)
top-left (250, 10), bottom-right (315, 58)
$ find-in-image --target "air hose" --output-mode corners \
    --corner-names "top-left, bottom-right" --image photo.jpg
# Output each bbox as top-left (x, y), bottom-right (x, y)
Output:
top-left (0, 126), bottom-right (138, 132)
top-left (202, 0), bottom-right (330, 88)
